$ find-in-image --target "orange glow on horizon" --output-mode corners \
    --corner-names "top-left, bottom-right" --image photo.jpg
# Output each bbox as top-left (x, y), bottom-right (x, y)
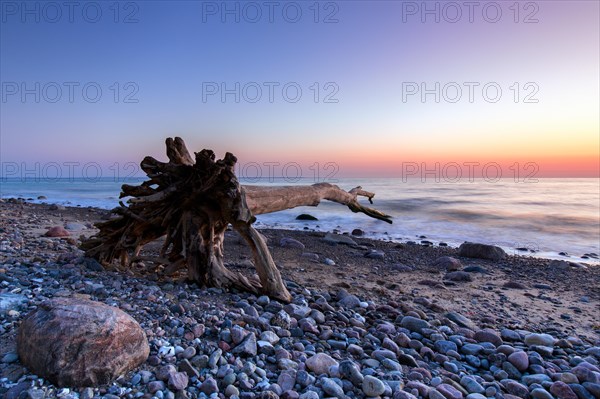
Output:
top-left (254, 151), bottom-right (599, 178)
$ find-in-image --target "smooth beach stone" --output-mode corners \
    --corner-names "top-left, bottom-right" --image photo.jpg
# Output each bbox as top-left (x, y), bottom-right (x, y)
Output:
top-left (584, 347), bottom-right (600, 358)
top-left (431, 377), bottom-right (443, 386)
top-left (436, 383), bottom-right (464, 399)
top-left (168, 372), bottom-right (189, 391)
top-left (560, 373), bottom-right (579, 384)
top-left (458, 242), bottom-right (506, 261)
top-left (428, 390), bottom-right (447, 399)
top-left (433, 256), bottom-right (463, 271)
top-left (532, 345), bottom-right (555, 357)
top-left (446, 312), bottom-right (478, 330)
top-left (372, 349), bottom-right (397, 361)
top-left (549, 381), bottom-right (578, 399)
top-left (505, 380), bottom-right (530, 397)
top-left (320, 377), bottom-right (345, 398)
top-left (463, 265), bottom-right (489, 274)
top-left (400, 316), bottom-right (431, 334)
top-left (381, 358), bottom-right (402, 371)
top-left (2, 352), bottom-right (18, 364)
top-left (397, 353), bottom-right (419, 367)
top-left (306, 353), bottom-right (338, 375)
top-left (577, 362), bottom-right (600, 373)
top-left (531, 388), bottom-right (554, 399)
top-left (443, 361), bottom-right (459, 373)
top-left (523, 374), bottom-right (553, 385)
top-left (225, 385), bottom-right (240, 397)
top-left (296, 214), bottom-right (318, 221)
top-left (394, 390), bottom-right (417, 399)
top-left (338, 295), bottom-right (361, 308)
top-left (200, 377), bottom-right (219, 395)
top-left (434, 340), bottom-right (458, 354)
top-left (182, 346), bottom-right (196, 359)
top-left (277, 370), bottom-right (297, 392)
top-left (502, 361), bottom-right (523, 380)
top-left (497, 344), bottom-right (517, 355)
top-left (44, 226), bottom-right (70, 237)
top-left (300, 252), bottom-right (319, 262)
top-left (179, 360), bottom-right (199, 378)
top-left (465, 355), bottom-right (481, 368)
top-left (362, 375), bottom-right (386, 397)
top-left (280, 237), bottom-right (305, 249)
top-left (568, 384), bottom-right (594, 399)
top-left (406, 381), bottom-right (431, 397)
top-left (572, 366), bottom-right (600, 384)
top-left (17, 298), bottom-right (149, 387)
top-left (260, 331), bottom-right (280, 344)
top-left (504, 281), bottom-right (527, 289)
top-left (322, 233), bottom-right (358, 247)
top-left (364, 249), bottom-right (385, 259)
top-left (508, 351), bottom-right (529, 372)
top-left (338, 360), bottom-right (363, 385)
top-left (460, 376), bottom-right (485, 394)
top-left (444, 271), bottom-right (473, 282)
top-left (474, 329), bottom-right (503, 346)
top-left (284, 303), bottom-right (311, 319)
top-left (582, 382), bottom-right (600, 397)
top-left (148, 381), bottom-right (165, 394)
top-left (525, 333), bottom-right (556, 347)
top-left (501, 329), bottom-right (522, 341)
top-left (296, 370), bottom-right (316, 387)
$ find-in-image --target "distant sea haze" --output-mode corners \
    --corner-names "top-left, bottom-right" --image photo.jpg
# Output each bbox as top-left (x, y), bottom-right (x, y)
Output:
top-left (1, 177), bottom-right (598, 264)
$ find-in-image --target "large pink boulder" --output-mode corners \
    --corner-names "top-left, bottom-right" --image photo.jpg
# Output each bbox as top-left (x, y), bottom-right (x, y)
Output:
top-left (17, 298), bottom-right (149, 387)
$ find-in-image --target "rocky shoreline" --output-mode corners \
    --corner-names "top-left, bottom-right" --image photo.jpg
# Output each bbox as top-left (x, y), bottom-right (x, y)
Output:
top-left (1, 200), bottom-right (599, 399)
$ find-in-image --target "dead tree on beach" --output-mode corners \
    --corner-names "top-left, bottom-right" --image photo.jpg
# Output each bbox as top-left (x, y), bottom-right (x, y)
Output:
top-left (81, 137), bottom-right (392, 302)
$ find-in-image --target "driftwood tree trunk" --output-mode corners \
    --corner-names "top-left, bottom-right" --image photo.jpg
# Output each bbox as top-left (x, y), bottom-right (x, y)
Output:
top-left (82, 137), bottom-right (391, 302)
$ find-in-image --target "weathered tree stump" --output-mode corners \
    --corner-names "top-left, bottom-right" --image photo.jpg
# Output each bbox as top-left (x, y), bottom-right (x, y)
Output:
top-left (81, 137), bottom-right (391, 302)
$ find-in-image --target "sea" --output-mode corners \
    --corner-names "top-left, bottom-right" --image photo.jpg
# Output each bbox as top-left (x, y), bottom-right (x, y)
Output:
top-left (1, 177), bottom-right (599, 264)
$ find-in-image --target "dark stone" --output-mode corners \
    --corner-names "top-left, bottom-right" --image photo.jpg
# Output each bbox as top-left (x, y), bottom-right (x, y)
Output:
top-left (296, 214), bottom-right (318, 221)
top-left (5, 381), bottom-right (31, 399)
top-left (463, 265), bottom-right (489, 274)
top-left (504, 281), bottom-right (527, 289)
top-left (83, 258), bottom-right (104, 272)
top-left (458, 242), bottom-right (506, 261)
top-left (550, 381), bottom-right (578, 399)
top-left (444, 271), bottom-right (473, 282)
top-left (433, 256), bottom-right (463, 271)
top-left (364, 249), bottom-right (385, 260)
top-left (280, 238), bottom-right (305, 250)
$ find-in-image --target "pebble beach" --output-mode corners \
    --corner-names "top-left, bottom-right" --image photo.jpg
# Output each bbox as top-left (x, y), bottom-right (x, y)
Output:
top-left (1, 199), bottom-right (599, 399)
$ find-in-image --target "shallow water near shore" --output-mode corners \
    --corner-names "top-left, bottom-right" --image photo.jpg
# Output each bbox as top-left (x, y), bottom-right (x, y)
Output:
top-left (1, 177), bottom-right (598, 263)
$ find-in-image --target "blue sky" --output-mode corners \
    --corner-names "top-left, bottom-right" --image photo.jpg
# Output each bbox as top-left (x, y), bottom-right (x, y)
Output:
top-left (1, 1), bottom-right (599, 178)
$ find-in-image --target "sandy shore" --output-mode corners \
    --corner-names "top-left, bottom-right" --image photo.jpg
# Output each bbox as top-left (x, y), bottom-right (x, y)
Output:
top-left (1, 199), bottom-right (599, 398)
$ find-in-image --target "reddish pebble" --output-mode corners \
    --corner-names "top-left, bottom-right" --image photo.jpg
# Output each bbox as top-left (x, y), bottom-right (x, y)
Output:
top-left (44, 226), bottom-right (70, 237)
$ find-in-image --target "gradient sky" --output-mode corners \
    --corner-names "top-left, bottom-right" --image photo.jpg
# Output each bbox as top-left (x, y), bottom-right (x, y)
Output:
top-left (1, 0), bottom-right (598, 178)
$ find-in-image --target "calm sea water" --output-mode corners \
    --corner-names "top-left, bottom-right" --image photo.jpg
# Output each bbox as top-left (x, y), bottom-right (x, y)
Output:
top-left (1, 177), bottom-right (598, 263)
